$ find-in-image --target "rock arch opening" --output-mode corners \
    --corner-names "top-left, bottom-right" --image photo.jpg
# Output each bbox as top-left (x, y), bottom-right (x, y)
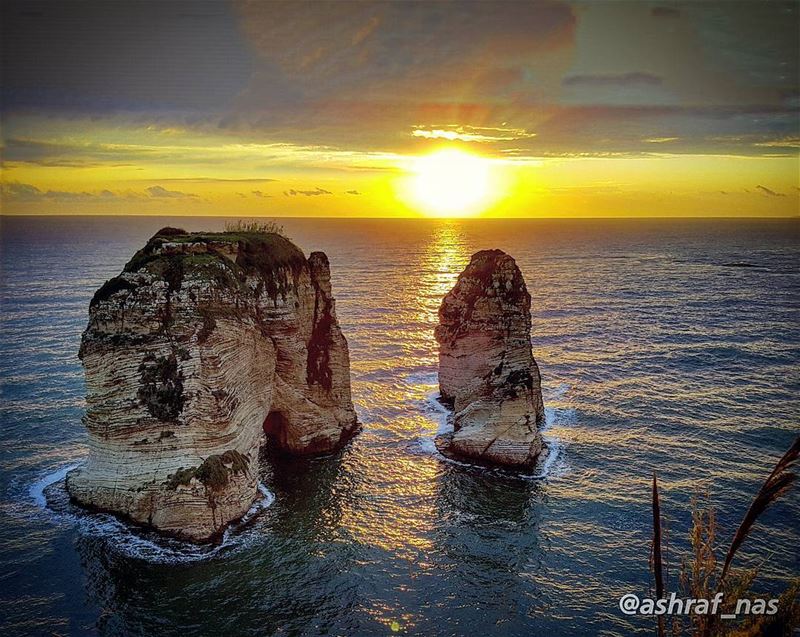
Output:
top-left (263, 410), bottom-right (289, 448)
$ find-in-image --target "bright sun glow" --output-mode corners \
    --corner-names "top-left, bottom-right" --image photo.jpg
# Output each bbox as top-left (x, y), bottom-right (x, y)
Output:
top-left (410, 149), bottom-right (494, 217)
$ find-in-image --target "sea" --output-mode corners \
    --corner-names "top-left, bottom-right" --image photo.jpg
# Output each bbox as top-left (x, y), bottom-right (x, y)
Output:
top-left (1, 216), bottom-right (798, 636)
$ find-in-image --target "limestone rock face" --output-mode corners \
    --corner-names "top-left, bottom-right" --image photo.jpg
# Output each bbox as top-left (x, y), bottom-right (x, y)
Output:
top-left (66, 228), bottom-right (358, 541)
top-left (434, 249), bottom-right (544, 468)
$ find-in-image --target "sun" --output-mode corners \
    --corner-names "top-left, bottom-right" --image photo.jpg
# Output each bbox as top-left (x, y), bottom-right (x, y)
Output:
top-left (409, 149), bottom-right (494, 217)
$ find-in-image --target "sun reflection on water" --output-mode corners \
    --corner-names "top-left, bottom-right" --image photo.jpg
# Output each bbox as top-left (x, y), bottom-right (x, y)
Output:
top-left (336, 221), bottom-right (473, 558)
top-left (416, 221), bottom-right (470, 327)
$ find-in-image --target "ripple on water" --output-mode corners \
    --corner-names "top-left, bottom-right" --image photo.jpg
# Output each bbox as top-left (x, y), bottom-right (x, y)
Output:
top-left (2, 217), bottom-right (798, 635)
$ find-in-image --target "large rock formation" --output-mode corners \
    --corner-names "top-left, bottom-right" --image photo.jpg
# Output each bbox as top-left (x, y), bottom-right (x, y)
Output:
top-left (434, 250), bottom-right (544, 468)
top-left (66, 227), bottom-right (358, 541)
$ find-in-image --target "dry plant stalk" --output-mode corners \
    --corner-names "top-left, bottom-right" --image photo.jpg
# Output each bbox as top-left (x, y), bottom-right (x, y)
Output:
top-left (649, 436), bottom-right (800, 637)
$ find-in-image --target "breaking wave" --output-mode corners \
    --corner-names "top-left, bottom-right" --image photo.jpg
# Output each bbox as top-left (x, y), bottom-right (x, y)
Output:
top-left (414, 377), bottom-right (570, 480)
top-left (27, 463), bottom-right (275, 564)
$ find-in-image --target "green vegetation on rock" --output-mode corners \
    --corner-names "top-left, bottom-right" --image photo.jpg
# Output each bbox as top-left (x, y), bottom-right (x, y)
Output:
top-left (121, 226), bottom-right (306, 303)
top-left (137, 352), bottom-right (185, 421)
top-left (90, 276), bottom-right (137, 307)
top-left (165, 450), bottom-right (249, 491)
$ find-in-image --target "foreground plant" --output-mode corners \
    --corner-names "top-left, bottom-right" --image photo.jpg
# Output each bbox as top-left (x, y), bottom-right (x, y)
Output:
top-left (650, 436), bottom-right (800, 637)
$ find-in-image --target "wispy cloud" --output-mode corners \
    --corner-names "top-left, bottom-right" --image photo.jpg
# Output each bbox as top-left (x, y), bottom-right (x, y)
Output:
top-left (755, 185), bottom-right (787, 197)
top-left (563, 73), bottom-right (663, 88)
top-left (150, 177), bottom-right (278, 183)
top-left (146, 185), bottom-right (198, 199)
top-left (752, 137), bottom-right (800, 149)
top-left (411, 125), bottom-right (536, 143)
top-left (0, 181), bottom-right (140, 203)
top-left (284, 187), bottom-right (332, 197)
top-left (0, 181), bottom-right (207, 203)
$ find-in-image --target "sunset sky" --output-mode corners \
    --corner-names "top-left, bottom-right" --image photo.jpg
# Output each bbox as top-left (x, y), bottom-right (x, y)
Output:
top-left (1, 0), bottom-right (798, 218)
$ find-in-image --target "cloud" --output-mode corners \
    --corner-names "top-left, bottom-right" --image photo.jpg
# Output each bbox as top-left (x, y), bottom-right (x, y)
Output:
top-left (2, 137), bottom-right (150, 166)
top-left (0, 181), bottom-right (139, 203)
top-left (230, 0), bottom-right (577, 144)
top-left (651, 6), bottom-right (681, 18)
top-left (284, 187), bottom-right (332, 197)
top-left (251, 190), bottom-right (271, 198)
top-left (346, 190), bottom-right (361, 195)
top-left (0, 181), bottom-right (206, 205)
top-left (752, 137), bottom-right (800, 149)
top-left (755, 185), bottom-right (787, 197)
top-left (146, 185), bottom-right (198, 198)
top-left (3, 136), bottom-right (188, 166)
top-left (563, 73), bottom-right (663, 88)
top-left (1, 182), bottom-right (42, 201)
top-left (237, 2), bottom-right (576, 82)
top-left (153, 177), bottom-right (278, 183)
top-left (1, 0), bottom-right (253, 112)
top-left (497, 104), bottom-right (800, 157)
top-left (1, 133), bottom-right (373, 174)
top-left (2, 1), bottom-right (798, 163)
top-left (411, 125), bottom-right (536, 143)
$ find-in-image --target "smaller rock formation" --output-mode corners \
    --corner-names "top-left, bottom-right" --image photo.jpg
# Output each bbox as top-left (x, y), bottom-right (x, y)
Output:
top-left (434, 250), bottom-right (544, 468)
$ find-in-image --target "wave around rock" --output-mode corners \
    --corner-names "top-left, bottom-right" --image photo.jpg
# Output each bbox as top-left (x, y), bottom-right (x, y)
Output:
top-left (434, 249), bottom-right (544, 468)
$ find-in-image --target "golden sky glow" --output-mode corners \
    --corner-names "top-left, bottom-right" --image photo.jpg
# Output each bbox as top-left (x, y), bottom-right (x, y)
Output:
top-left (1, 1), bottom-right (798, 217)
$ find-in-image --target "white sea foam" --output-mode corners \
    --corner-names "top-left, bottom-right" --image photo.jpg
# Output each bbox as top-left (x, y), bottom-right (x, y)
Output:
top-left (404, 371), bottom-right (438, 387)
top-left (529, 406), bottom-right (568, 479)
top-left (417, 386), bottom-right (571, 481)
top-left (545, 383), bottom-right (570, 401)
top-left (29, 462), bottom-right (80, 508)
top-left (230, 483), bottom-right (275, 529)
top-left (28, 463), bottom-right (275, 564)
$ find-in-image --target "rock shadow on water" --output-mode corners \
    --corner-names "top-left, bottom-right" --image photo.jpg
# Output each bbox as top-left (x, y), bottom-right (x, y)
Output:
top-left (435, 462), bottom-right (546, 527)
top-left (427, 464), bottom-right (550, 633)
top-left (67, 444), bottom-right (366, 636)
top-left (258, 441), bottom-right (358, 542)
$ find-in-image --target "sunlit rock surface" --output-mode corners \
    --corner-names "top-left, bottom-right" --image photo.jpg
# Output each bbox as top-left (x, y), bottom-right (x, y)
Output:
top-left (434, 249), bottom-right (544, 468)
top-left (66, 228), bottom-right (358, 541)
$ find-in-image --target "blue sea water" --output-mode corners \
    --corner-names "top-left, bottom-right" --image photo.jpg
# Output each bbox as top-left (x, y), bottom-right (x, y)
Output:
top-left (0, 216), bottom-right (798, 636)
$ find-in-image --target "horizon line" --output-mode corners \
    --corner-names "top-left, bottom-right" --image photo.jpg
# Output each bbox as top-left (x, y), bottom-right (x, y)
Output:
top-left (1, 214), bottom-right (798, 221)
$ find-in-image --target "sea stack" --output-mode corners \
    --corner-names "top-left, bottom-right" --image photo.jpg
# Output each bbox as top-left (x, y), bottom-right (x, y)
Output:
top-left (66, 227), bottom-right (358, 541)
top-left (434, 250), bottom-right (545, 468)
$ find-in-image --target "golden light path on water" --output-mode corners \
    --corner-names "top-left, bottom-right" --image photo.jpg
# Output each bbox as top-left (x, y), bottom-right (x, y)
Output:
top-left (337, 221), bottom-right (469, 568)
top-left (418, 221), bottom-right (470, 322)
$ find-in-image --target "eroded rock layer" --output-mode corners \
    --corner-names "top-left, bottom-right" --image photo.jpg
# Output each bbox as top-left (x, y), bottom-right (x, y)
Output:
top-left (434, 249), bottom-right (544, 468)
top-left (66, 228), bottom-right (358, 541)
